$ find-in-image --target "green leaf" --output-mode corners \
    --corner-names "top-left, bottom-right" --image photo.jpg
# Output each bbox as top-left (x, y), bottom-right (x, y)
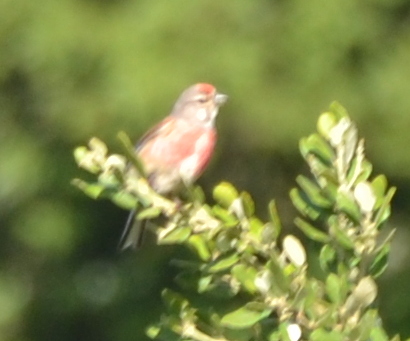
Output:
top-left (357, 160), bottom-right (373, 183)
top-left (267, 258), bottom-right (290, 293)
top-left (187, 235), bottom-right (211, 261)
top-left (328, 216), bottom-right (355, 249)
top-left (220, 303), bottom-right (272, 329)
top-left (290, 188), bottom-right (321, 220)
top-left (317, 111), bottom-right (338, 140)
top-left (310, 328), bottom-right (344, 341)
top-left (296, 175), bottom-right (332, 208)
top-left (159, 226), bottom-right (192, 244)
top-left (161, 289), bottom-right (189, 315)
top-left (71, 179), bottom-right (106, 199)
top-left (212, 205), bottom-right (238, 227)
top-left (268, 200), bottom-right (282, 239)
top-left (206, 253), bottom-right (239, 273)
top-left (240, 191), bottom-right (255, 217)
top-left (335, 190), bottom-right (362, 224)
top-left (369, 244), bottom-right (390, 278)
top-left (294, 217), bottom-right (329, 243)
top-left (329, 101), bottom-right (349, 120)
top-left (370, 326), bottom-right (389, 341)
top-left (137, 207), bottom-right (162, 220)
top-left (248, 217), bottom-right (264, 243)
top-left (213, 182), bottom-right (239, 208)
top-left (374, 187), bottom-right (396, 228)
top-left (300, 133), bottom-right (335, 164)
top-left (117, 131), bottom-right (146, 176)
top-left (319, 244), bottom-right (336, 271)
top-left (371, 174), bottom-right (388, 209)
top-left (197, 275), bottom-right (213, 293)
top-left (325, 273), bottom-right (343, 304)
top-left (231, 264), bottom-right (258, 294)
top-left (110, 190), bottom-right (138, 210)
top-left (348, 309), bottom-right (378, 341)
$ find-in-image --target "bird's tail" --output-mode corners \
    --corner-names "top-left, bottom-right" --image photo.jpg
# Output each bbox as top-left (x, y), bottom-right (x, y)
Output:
top-left (118, 209), bottom-right (146, 250)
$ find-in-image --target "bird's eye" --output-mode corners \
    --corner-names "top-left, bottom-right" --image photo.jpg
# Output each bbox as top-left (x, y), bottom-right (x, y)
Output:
top-left (196, 96), bottom-right (208, 103)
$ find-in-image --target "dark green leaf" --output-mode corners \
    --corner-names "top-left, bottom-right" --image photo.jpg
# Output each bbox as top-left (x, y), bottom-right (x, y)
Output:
top-left (328, 216), bottom-right (355, 249)
top-left (240, 191), bottom-right (255, 217)
top-left (294, 217), bottom-right (329, 243)
top-left (336, 191), bottom-right (362, 224)
top-left (117, 131), bottom-right (146, 177)
top-left (268, 200), bottom-right (282, 239)
top-left (302, 133), bottom-right (335, 164)
top-left (369, 244), bottom-right (390, 278)
top-left (161, 289), bottom-right (189, 314)
top-left (319, 244), bottom-right (336, 271)
top-left (296, 175), bottom-right (332, 208)
top-left (290, 188), bottom-right (321, 220)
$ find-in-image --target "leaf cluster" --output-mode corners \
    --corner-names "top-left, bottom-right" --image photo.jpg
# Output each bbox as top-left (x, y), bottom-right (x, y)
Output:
top-left (73, 103), bottom-right (401, 341)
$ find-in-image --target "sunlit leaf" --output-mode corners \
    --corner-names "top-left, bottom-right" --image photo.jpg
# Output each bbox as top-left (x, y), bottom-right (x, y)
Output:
top-left (325, 273), bottom-right (343, 304)
top-left (371, 174), bottom-right (388, 209)
top-left (231, 264), bottom-right (258, 294)
top-left (374, 187), bottom-right (396, 228)
top-left (310, 328), bottom-right (344, 341)
top-left (319, 244), bottom-right (336, 271)
top-left (317, 111), bottom-right (338, 140)
top-left (71, 179), bottom-right (106, 199)
top-left (220, 303), bottom-right (272, 329)
top-left (213, 182), bottom-right (239, 208)
top-left (206, 253), bottom-right (239, 273)
top-left (137, 207), bottom-right (162, 220)
top-left (187, 235), bottom-right (211, 261)
top-left (159, 226), bottom-right (192, 244)
top-left (110, 190), bottom-right (138, 210)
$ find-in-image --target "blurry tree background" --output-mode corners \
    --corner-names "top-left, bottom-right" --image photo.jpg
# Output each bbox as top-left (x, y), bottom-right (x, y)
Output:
top-left (1, 0), bottom-right (410, 340)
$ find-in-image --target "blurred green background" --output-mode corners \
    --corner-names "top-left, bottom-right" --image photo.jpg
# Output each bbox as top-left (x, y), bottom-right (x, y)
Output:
top-left (2, 0), bottom-right (410, 340)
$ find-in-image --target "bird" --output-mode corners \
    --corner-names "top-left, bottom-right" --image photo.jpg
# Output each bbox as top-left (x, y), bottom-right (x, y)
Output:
top-left (119, 83), bottom-right (228, 250)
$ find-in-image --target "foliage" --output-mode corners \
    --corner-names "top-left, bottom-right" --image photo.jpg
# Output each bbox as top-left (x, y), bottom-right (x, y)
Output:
top-left (73, 103), bottom-right (400, 341)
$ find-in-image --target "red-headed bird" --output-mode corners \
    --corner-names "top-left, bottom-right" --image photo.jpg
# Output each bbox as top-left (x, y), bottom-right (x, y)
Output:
top-left (120, 83), bottom-right (228, 250)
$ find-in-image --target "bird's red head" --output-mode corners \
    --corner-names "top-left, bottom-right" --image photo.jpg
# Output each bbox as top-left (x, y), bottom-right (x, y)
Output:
top-left (170, 83), bottom-right (228, 127)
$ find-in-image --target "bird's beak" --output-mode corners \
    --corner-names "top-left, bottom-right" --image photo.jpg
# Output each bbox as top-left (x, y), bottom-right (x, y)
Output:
top-left (215, 93), bottom-right (228, 106)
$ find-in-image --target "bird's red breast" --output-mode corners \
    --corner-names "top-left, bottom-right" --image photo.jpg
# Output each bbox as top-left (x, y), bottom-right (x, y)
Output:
top-left (137, 116), bottom-right (217, 192)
